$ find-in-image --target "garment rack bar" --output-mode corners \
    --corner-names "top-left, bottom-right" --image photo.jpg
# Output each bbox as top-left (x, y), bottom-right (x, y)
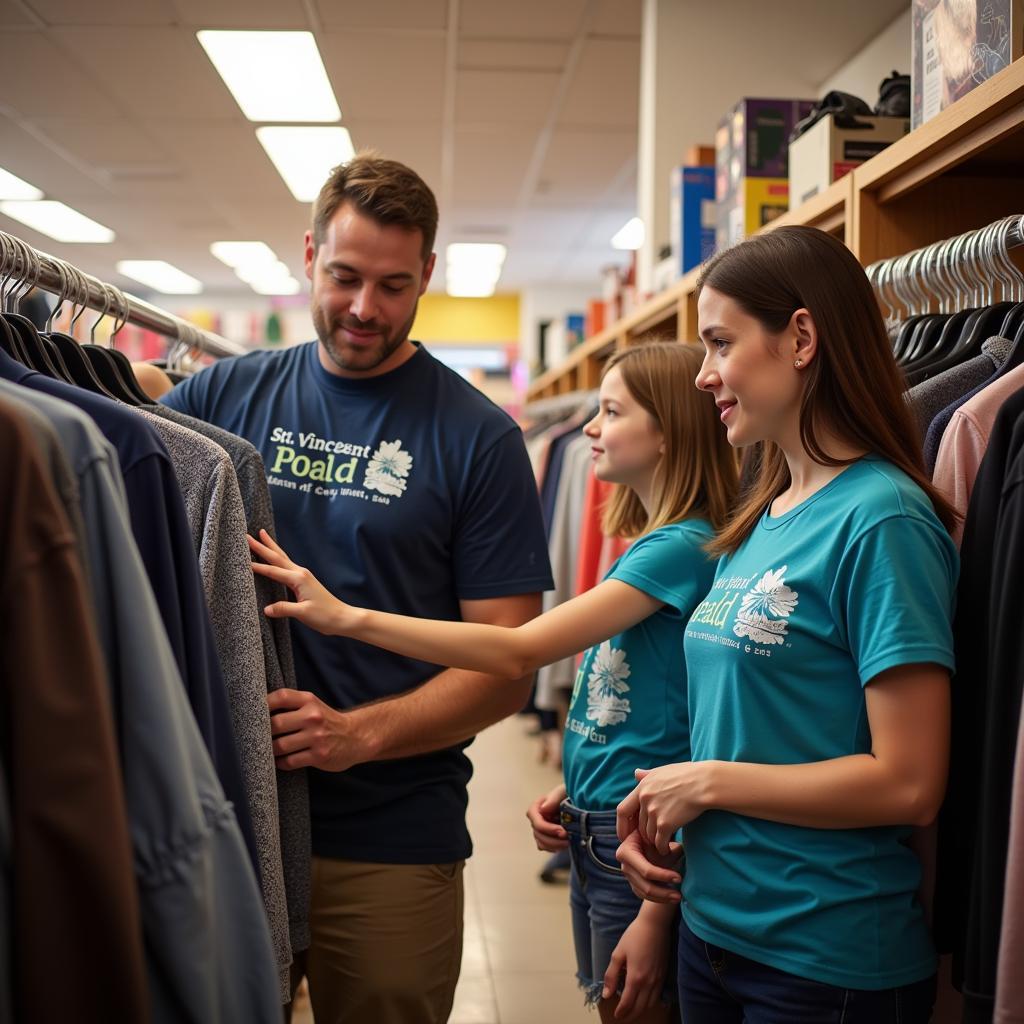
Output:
top-left (522, 389), bottom-right (598, 418)
top-left (1, 229), bottom-right (247, 359)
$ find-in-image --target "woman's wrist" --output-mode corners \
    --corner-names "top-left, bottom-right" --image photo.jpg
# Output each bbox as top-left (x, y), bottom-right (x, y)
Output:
top-left (333, 602), bottom-right (364, 637)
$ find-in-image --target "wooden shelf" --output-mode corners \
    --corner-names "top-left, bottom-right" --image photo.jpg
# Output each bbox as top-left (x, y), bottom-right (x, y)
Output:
top-left (526, 59), bottom-right (1024, 403)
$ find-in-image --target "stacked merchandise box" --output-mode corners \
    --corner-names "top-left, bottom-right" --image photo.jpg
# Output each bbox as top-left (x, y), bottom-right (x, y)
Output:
top-left (789, 114), bottom-right (910, 206)
top-left (715, 97), bottom-right (815, 251)
top-left (670, 165), bottom-right (716, 276)
top-left (912, 0), bottom-right (1023, 128)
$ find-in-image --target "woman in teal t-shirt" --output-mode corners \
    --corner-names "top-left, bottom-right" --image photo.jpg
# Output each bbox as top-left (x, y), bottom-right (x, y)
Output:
top-left (617, 227), bottom-right (960, 1024)
top-left (249, 342), bottom-right (738, 1022)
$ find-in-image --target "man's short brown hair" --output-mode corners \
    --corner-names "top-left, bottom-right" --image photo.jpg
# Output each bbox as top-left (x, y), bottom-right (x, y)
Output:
top-left (312, 152), bottom-right (438, 262)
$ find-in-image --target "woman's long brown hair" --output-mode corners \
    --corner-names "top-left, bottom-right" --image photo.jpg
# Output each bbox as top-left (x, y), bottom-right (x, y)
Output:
top-left (601, 341), bottom-right (738, 538)
top-left (698, 226), bottom-right (958, 557)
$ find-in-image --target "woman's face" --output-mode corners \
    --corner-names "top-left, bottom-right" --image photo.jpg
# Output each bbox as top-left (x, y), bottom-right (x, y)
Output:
top-left (584, 366), bottom-right (664, 488)
top-left (694, 286), bottom-right (804, 450)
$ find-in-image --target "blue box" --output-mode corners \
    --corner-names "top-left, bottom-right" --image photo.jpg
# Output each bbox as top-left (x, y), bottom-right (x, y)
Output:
top-left (671, 165), bottom-right (716, 276)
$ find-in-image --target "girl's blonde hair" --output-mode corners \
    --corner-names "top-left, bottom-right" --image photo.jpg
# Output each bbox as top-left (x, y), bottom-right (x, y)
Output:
top-left (601, 341), bottom-right (738, 539)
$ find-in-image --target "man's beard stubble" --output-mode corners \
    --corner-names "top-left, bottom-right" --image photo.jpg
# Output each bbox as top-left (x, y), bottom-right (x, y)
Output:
top-left (313, 300), bottom-right (419, 374)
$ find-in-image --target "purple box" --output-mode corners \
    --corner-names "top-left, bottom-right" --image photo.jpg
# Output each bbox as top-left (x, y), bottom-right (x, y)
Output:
top-left (715, 97), bottom-right (816, 198)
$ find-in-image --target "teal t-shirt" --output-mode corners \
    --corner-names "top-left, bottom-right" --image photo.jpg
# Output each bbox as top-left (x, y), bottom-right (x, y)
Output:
top-left (563, 518), bottom-right (717, 811)
top-left (682, 458), bottom-right (958, 990)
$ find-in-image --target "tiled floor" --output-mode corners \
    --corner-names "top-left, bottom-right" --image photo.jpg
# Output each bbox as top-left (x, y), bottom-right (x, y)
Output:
top-left (292, 715), bottom-right (591, 1023)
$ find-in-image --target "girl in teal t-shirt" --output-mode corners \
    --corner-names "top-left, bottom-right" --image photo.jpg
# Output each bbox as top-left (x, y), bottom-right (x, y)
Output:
top-left (616, 227), bottom-right (960, 1024)
top-left (249, 342), bottom-right (738, 1022)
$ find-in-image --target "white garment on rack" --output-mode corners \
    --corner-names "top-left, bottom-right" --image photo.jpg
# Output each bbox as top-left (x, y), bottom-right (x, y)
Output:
top-left (536, 433), bottom-right (593, 711)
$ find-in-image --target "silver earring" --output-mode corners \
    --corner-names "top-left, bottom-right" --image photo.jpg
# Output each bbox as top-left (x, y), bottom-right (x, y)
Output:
top-left (794, 358), bottom-right (804, 368)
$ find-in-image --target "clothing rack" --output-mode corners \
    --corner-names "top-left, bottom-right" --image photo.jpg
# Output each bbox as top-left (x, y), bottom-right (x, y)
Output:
top-left (866, 215), bottom-right (1024, 316)
top-left (522, 389), bottom-right (598, 419)
top-left (0, 229), bottom-right (246, 359)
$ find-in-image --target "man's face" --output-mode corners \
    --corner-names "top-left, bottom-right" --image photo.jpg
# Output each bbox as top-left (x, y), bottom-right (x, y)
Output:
top-left (304, 202), bottom-right (435, 375)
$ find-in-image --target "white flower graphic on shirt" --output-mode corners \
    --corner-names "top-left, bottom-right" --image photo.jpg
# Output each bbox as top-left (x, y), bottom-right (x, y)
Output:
top-left (363, 439), bottom-right (413, 497)
top-left (586, 641), bottom-right (632, 727)
top-left (733, 566), bottom-right (799, 646)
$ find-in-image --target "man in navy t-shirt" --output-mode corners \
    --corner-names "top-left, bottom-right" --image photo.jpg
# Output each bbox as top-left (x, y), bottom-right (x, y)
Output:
top-left (162, 154), bottom-right (552, 1023)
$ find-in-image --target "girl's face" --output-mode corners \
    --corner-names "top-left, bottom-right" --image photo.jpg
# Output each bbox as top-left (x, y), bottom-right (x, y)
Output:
top-left (694, 286), bottom-right (806, 450)
top-left (584, 366), bottom-right (664, 488)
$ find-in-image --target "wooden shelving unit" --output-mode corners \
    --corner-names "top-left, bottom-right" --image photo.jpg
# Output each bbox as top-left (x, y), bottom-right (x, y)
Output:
top-left (527, 59), bottom-right (1024, 404)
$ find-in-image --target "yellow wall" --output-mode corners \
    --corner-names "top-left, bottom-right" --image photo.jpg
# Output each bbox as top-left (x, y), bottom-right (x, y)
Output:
top-left (412, 293), bottom-right (520, 344)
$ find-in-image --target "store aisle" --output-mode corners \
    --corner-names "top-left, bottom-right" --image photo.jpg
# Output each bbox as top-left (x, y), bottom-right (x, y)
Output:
top-left (291, 715), bottom-right (591, 1024)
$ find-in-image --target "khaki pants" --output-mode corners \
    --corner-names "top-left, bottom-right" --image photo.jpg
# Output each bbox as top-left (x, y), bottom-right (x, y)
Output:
top-left (289, 856), bottom-right (465, 1024)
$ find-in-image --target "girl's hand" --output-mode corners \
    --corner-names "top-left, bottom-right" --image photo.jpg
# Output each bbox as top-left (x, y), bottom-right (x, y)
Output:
top-left (617, 763), bottom-right (712, 855)
top-left (615, 830), bottom-right (682, 903)
top-left (248, 529), bottom-right (355, 636)
top-left (525, 782), bottom-right (568, 852)
top-left (602, 908), bottom-right (673, 1020)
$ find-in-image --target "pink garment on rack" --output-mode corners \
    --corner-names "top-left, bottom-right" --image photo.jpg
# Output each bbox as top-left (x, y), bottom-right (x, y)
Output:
top-left (933, 364), bottom-right (1024, 547)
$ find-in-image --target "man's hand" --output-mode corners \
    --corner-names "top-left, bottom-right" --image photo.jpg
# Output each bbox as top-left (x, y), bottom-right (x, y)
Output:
top-left (615, 830), bottom-right (682, 904)
top-left (526, 782), bottom-right (568, 852)
top-left (267, 688), bottom-right (371, 771)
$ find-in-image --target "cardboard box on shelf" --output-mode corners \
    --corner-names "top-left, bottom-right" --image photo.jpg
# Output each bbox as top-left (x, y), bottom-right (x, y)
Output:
top-left (685, 144), bottom-right (716, 166)
top-left (717, 178), bottom-right (790, 252)
top-left (789, 114), bottom-right (910, 206)
top-left (912, 0), bottom-right (1023, 128)
top-left (715, 97), bottom-right (816, 195)
top-left (715, 97), bottom-right (813, 249)
top-left (671, 165), bottom-right (716, 277)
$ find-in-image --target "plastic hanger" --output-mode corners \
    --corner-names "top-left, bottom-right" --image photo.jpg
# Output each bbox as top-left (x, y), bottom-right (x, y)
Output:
top-left (78, 284), bottom-right (145, 406)
top-left (98, 284), bottom-right (154, 405)
top-left (44, 260), bottom-right (121, 399)
top-left (2, 237), bottom-right (73, 380)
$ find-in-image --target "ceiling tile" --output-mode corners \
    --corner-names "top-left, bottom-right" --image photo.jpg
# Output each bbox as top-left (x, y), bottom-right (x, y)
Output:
top-left (0, 32), bottom-right (123, 119)
top-left (558, 37), bottom-right (640, 128)
top-left (171, 0), bottom-right (309, 29)
top-left (28, 118), bottom-right (173, 172)
top-left (316, 0), bottom-right (447, 32)
top-left (459, 39), bottom-right (568, 72)
top-left (590, 0), bottom-right (642, 37)
top-left (456, 69), bottom-right (560, 126)
top-left (535, 128), bottom-right (636, 202)
top-left (459, 0), bottom-right (587, 39)
top-left (27, 0), bottom-right (177, 27)
top-left (0, 0), bottom-right (38, 28)
top-left (320, 31), bottom-right (445, 122)
top-left (50, 27), bottom-right (241, 120)
top-left (453, 127), bottom-right (537, 206)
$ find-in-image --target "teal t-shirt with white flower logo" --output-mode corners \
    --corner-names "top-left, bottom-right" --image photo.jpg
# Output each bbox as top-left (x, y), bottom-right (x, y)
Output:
top-left (682, 457), bottom-right (958, 991)
top-left (563, 518), bottom-right (717, 811)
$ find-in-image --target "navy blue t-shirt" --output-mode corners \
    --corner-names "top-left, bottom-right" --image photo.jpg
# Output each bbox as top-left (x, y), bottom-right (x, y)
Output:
top-left (163, 341), bottom-right (553, 863)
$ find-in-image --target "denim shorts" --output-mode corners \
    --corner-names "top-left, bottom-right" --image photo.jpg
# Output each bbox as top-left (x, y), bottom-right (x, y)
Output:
top-left (562, 800), bottom-right (678, 1007)
top-left (677, 915), bottom-right (937, 1024)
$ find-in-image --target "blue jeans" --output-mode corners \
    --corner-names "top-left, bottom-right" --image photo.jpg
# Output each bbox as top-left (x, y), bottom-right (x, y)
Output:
top-left (562, 800), bottom-right (678, 1006)
top-left (677, 916), bottom-right (937, 1023)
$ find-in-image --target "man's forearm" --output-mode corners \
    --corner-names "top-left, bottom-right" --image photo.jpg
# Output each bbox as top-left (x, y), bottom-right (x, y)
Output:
top-left (347, 665), bottom-right (534, 763)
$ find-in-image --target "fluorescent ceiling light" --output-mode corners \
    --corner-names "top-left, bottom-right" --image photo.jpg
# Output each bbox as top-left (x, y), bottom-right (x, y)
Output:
top-left (0, 167), bottom-right (43, 200)
top-left (257, 126), bottom-right (355, 202)
top-left (249, 276), bottom-right (301, 296)
top-left (445, 242), bottom-right (506, 297)
top-left (211, 240), bottom-right (279, 268)
top-left (234, 259), bottom-right (293, 285)
top-left (197, 31), bottom-right (340, 122)
top-left (446, 242), bottom-right (507, 267)
top-left (611, 216), bottom-right (644, 250)
top-left (0, 200), bottom-right (114, 243)
top-left (117, 260), bottom-right (203, 294)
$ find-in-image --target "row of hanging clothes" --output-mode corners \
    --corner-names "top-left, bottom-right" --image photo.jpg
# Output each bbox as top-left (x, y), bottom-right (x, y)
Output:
top-left (0, 230), bottom-right (309, 1024)
top-left (866, 215), bottom-right (1024, 1024)
top-left (521, 392), bottom-right (630, 721)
